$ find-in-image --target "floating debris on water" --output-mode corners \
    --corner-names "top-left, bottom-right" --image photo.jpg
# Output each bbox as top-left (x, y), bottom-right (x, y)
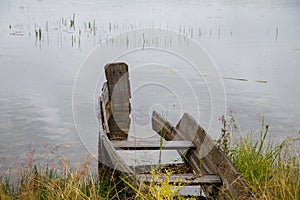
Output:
top-left (255, 80), bottom-right (267, 83)
top-left (223, 77), bottom-right (248, 82)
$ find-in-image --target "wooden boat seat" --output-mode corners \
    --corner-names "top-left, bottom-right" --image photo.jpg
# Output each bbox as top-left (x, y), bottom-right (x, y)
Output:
top-left (136, 173), bottom-right (221, 185)
top-left (111, 140), bottom-right (195, 150)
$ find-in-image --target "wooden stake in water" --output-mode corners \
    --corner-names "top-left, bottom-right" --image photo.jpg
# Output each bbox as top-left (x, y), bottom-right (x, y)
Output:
top-left (275, 27), bottom-right (278, 41)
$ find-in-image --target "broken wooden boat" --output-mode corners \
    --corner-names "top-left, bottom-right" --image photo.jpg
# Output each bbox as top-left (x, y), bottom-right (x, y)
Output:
top-left (98, 62), bottom-right (251, 199)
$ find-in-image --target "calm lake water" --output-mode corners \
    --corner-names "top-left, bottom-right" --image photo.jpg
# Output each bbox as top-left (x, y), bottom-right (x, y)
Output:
top-left (0, 0), bottom-right (300, 173)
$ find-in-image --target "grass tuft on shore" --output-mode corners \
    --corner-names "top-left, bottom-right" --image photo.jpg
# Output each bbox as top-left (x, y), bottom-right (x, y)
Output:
top-left (220, 115), bottom-right (300, 200)
top-left (0, 150), bottom-right (132, 200)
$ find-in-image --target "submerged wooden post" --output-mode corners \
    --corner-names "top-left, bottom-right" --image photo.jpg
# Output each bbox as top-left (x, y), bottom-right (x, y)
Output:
top-left (101, 62), bottom-right (131, 140)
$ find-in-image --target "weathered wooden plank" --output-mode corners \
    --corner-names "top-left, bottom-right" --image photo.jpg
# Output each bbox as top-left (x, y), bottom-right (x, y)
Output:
top-left (151, 111), bottom-right (203, 173)
top-left (107, 117), bottom-right (131, 128)
top-left (107, 115), bottom-right (130, 140)
top-left (136, 173), bottom-right (221, 184)
top-left (109, 111), bottom-right (131, 120)
top-left (107, 83), bottom-right (131, 103)
top-left (111, 102), bottom-right (131, 112)
top-left (152, 111), bottom-right (177, 140)
top-left (104, 62), bottom-right (131, 100)
top-left (129, 163), bottom-right (186, 173)
top-left (103, 62), bottom-right (131, 140)
top-left (105, 62), bottom-right (129, 85)
top-left (117, 150), bottom-right (183, 170)
top-left (175, 113), bottom-right (251, 199)
top-left (111, 140), bottom-right (195, 150)
top-left (172, 185), bottom-right (204, 197)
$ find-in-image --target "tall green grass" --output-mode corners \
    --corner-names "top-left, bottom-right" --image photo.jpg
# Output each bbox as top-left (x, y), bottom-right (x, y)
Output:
top-left (0, 149), bottom-right (132, 200)
top-left (220, 115), bottom-right (300, 200)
